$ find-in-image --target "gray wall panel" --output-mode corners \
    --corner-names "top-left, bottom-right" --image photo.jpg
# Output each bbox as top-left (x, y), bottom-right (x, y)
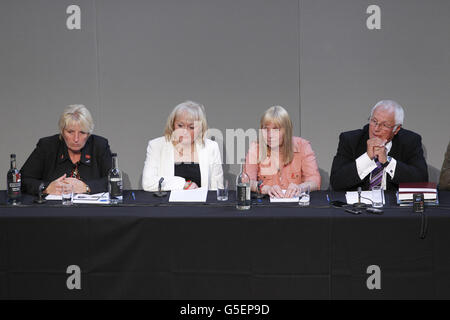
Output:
top-left (0, 0), bottom-right (98, 181)
top-left (300, 0), bottom-right (450, 189)
top-left (95, 0), bottom-right (299, 188)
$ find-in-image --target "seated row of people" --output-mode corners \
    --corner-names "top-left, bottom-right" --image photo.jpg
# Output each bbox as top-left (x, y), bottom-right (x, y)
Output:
top-left (19, 100), bottom-right (449, 197)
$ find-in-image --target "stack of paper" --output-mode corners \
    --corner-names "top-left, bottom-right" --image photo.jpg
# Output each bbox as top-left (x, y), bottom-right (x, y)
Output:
top-left (398, 183), bottom-right (437, 201)
top-left (45, 193), bottom-right (110, 204)
top-left (345, 191), bottom-right (385, 205)
top-left (73, 193), bottom-right (110, 204)
top-left (397, 182), bottom-right (438, 206)
top-left (270, 190), bottom-right (300, 203)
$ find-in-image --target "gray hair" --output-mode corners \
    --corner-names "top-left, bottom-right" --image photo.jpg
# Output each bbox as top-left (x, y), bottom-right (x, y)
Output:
top-left (59, 104), bottom-right (94, 135)
top-left (370, 100), bottom-right (405, 126)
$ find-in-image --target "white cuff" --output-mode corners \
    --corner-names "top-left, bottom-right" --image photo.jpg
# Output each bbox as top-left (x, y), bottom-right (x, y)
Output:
top-left (385, 157), bottom-right (397, 179)
top-left (163, 176), bottom-right (186, 191)
top-left (356, 152), bottom-right (377, 180)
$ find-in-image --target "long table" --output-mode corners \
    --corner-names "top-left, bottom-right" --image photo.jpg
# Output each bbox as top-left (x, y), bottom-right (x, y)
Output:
top-left (0, 190), bottom-right (449, 299)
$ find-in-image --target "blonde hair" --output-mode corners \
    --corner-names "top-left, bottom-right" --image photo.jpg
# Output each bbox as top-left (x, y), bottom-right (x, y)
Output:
top-left (258, 106), bottom-right (294, 166)
top-left (59, 105), bottom-right (94, 136)
top-left (164, 101), bottom-right (208, 144)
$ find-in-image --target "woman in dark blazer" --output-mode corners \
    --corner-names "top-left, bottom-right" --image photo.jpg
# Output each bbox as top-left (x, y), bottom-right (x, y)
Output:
top-left (20, 105), bottom-right (112, 195)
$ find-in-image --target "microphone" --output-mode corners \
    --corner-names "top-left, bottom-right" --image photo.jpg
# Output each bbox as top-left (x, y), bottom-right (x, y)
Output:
top-left (255, 180), bottom-right (265, 199)
top-left (153, 177), bottom-right (168, 197)
top-left (353, 186), bottom-right (367, 208)
top-left (34, 182), bottom-right (47, 204)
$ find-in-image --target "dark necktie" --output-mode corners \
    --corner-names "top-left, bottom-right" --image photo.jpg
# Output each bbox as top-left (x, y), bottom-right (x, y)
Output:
top-left (369, 159), bottom-right (383, 190)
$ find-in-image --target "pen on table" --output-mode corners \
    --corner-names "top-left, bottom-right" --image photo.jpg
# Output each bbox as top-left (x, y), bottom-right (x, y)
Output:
top-left (131, 192), bottom-right (136, 201)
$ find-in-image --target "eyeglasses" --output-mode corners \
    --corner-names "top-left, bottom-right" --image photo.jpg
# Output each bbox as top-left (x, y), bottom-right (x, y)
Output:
top-left (368, 118), bottom-right (397, 130)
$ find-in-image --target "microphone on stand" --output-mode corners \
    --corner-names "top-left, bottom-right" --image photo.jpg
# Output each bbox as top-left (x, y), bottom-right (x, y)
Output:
top-left (34, 182), bottom-right (47, 204)
top-left (353, 186), bottom-right (367, 209)
top-left (256, 180), bottom-right (265, 199)
top-left (154, 177), bottom-right (168, 197)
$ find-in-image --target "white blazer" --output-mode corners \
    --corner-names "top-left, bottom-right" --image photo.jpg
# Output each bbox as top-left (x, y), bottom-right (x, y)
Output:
top-left (142, 136), bottom-right (224, 191)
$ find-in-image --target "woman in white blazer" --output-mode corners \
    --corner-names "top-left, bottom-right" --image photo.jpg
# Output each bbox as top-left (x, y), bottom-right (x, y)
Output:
top-left (142, 101), bottom-right (223, 191)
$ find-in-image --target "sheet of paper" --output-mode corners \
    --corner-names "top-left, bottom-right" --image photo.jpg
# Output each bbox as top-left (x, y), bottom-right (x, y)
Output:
top-left (45, 194), bottom-right (62, 200)
top-left (345, 191), bottom-right (385, 205)
top-left (45, 192), bottom-right (110, 204)
top-left (169, 187), bottom-right (208, 202)
top-left (73, 193), bottom-right (110, 204)
top-left (270, 190), bottom-right (300, 203)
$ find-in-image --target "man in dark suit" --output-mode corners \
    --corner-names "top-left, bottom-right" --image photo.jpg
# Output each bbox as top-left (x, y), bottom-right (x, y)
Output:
top-left (330, 100), bottom-right (428, 191)
top-left (439, 141), bottom-right (450, 191)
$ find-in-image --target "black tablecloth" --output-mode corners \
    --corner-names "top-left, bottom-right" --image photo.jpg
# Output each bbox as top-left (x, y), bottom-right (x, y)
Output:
top-left (1, 190), bottom-right (449, 299)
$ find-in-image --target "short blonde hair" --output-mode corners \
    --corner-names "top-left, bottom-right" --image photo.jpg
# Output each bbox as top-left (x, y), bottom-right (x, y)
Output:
top-left (258, 106), bottom-right (294, 166)
top-left (164, 101), bottom-right (208, 144)
top-left (59, 105), bottom-right (94, 136)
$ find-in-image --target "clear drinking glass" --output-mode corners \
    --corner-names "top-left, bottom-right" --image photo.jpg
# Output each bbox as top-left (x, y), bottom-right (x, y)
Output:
top-left (371, 186), bottom-right (383, 208)
top-left (62, 183), bottom-right (73, 206)
top-left (217, 178), bottom-right (229, 201)
top-left (299, 184), bottom-right (310, 207)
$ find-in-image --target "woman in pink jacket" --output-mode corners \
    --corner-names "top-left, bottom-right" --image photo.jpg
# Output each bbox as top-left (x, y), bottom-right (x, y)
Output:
top-left (244, 106), bottom-right (321, 198)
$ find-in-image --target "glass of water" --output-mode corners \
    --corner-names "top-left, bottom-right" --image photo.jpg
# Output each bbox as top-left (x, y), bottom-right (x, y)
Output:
top-left (62, 183), bottom-right (73, 206)
top-left (371, 186), bottom-right (383, 208)
top-left (298, 184), bottom-right (310, 207)
top-left (217, 178), bottom-right (229, 201)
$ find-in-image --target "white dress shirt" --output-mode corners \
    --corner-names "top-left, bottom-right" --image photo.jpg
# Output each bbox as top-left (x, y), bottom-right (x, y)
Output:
top-left (355, 141), bottom-right (397, 190)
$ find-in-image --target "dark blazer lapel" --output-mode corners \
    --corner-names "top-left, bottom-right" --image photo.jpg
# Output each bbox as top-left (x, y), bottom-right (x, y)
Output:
top-left (357, 124), bottom-right (370, 157)
top-left (388, 129), bottom-right (402, 160)
top-left (80, 135), bottom-right (93, 166)
top-left (57, 138), bottom-right (70, 164)
top-left (386, 133), bottom-right (401, 189)
top-left (359, 125), bottom-right (371, 189)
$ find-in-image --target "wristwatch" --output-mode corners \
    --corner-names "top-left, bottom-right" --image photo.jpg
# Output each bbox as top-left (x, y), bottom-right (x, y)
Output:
top-left (85, 184), bottom-right (91, 194)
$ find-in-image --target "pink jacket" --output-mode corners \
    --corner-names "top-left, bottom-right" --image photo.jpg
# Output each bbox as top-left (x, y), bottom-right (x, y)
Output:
top-left (244, 137), bottom-right (321, 189)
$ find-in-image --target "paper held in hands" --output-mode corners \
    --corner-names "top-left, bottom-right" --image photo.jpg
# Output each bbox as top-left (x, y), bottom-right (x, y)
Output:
top-left (345, 191), bottom-right (385, 205)
top-left (270, 190), bottom-right (300, 203)
top-left (45, 192), bottom-right (110, 204)
top-left (169, 187), bottom-right (208, 202)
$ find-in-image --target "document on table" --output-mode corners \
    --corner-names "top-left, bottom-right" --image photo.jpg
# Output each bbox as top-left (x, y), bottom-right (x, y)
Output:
top-left (169, 187), bottom-right (208, 202)
top-left (73, 193), bottom-right (110, 204)
top-left (345, 191), bottom-right (385, 205)
top-left (45, 194), bottom-right (62, 200)
top-left (269, 190), bottom-right (300, 203)
top-left (45, 192), bottom-right (110, 204)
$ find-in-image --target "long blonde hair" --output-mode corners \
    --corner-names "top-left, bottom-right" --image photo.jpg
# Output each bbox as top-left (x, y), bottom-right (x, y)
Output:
top-left (258, 106), bottom-right (293, 166)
